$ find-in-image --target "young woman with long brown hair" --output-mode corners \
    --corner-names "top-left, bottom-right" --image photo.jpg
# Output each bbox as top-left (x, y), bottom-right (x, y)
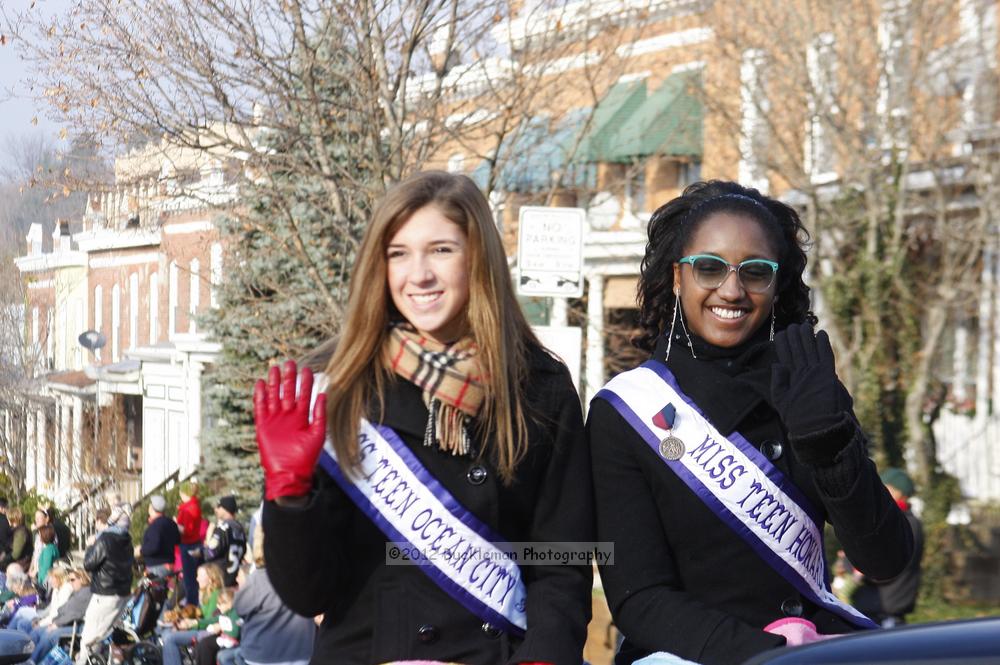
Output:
top-left (254, 171), bottom-right (593, 665)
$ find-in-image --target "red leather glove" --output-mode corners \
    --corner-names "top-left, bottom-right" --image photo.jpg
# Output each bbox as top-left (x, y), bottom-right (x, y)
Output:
top-left (253, 360), bottom-right (326, 500)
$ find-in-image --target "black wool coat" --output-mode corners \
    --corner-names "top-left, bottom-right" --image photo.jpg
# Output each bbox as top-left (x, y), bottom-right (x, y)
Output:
top-left (263, 345), bottom-right (594, 665)
top-left (589, 333), bottom-right (914, 665)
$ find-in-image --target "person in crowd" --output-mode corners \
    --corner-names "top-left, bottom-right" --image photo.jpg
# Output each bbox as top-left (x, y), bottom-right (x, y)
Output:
top-left (137, 494), bottom-right (181, 578)
top-left (77, 506), bottom-right (134, 664)
top-left (851, 467), bottom-right (925, 627)
top-left (26, 507), bottom-right (72, 564)
top-left (0, 498), bottom-right (11, 570)
top-left (0, 564), bottom-right (24, 603)
top-left (256, 171), bottom-right (593, 664)
top-left (105, 491), bottom-right (132, 531)
top-left (243, 504), bottom-right (262, 571)
top-left (193, 586), bottom-right (240, 665)
top-left (228, 527), bottom-right (313, 665)
top-left (13, 565), bottom-right (71, 633)
top-left (203, 496), bottom-right (246, 588)
top-left (161, 563), bottom-right (226, 665)
top-left (45, 507), bottom-right (73, 560)
top-left (28, 508), bottom-right (48, 580)
top-left (5, 509), bottom-right (32, 571)
top-left (176, 482), bottom-right (203, 606)
top-left (29, 569), bottom-right (92, 663)
top-left (1, 568), bottom-right (37, 627)
top-left (588, 180), bottom-right (915, 665)
top-left (35, 524), bottom-right (59, 591)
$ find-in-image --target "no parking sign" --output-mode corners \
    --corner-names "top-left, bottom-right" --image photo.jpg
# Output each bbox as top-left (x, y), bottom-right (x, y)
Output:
top-left (516, 206), bottom-right (585, 298)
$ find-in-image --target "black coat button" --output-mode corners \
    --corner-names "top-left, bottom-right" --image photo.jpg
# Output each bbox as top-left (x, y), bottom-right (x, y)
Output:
top-left (481, 622), bottom-right (502, 638)
top-left (760, 439), bottom-right (784, 461)
top-left (780, 597), bottom-right (803, 617)
top-left (467, 465), bottom-right (488, 485)
top-left (416, 623), bottom-right (439, 644)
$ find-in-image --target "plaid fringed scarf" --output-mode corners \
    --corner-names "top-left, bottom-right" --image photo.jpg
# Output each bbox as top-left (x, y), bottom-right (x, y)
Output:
top-left (384, 325), bottom-right (485, 456)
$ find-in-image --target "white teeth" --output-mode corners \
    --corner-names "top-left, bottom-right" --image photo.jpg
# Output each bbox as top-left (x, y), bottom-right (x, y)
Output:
top-left (411, 293), bottom-right (441, 304)
top-left (711, 307), bottom-right (746, 320)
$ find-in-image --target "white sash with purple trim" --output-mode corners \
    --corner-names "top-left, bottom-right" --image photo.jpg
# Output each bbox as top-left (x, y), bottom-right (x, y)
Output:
top-left (595, 360), bottom-right (877, 629)
top-left (308, 375), bottom-right (528, 635)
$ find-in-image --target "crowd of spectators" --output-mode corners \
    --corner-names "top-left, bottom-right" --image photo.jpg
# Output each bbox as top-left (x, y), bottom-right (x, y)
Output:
top-left (0, 487), bottom-right (316, 665)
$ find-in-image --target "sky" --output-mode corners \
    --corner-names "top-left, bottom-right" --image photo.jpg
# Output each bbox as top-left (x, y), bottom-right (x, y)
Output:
top-left (0, 0), bottom-right (73, 169)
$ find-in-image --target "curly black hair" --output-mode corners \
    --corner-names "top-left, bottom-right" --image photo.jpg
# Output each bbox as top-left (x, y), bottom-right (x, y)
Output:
top-left (635, 180), bottom-right (816, 352)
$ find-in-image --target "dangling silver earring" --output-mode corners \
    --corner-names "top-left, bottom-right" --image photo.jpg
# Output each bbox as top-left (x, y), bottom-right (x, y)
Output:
top-left (677, 294), bottom-right (697, 359)
top-left (665, 293), bottom-right (679, 362)
top-left (769, 304), bottom-right (776, 342)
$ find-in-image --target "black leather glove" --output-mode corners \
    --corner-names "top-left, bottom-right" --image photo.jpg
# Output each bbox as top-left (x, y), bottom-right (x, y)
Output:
top-left (770, 323), bottom-right (851, 439)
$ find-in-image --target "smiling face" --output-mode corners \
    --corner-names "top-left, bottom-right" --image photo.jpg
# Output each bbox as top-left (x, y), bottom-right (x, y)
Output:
top-left (673, 211), bottom-right (779, 348)
top-left (386, 205), bottom-right (471, 344)
top-left (197, 566), bottom-right (210, 589)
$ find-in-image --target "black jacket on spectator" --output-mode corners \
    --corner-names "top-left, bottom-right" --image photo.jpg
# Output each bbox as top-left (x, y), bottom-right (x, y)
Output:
top-left (0, 513), bottom-right (11, 561)
top-left (264, 346), bottom-right (594, 665)
top-left (140, 515), bottom-right (181, 567)
top-left (589, 331), bottom-right (915, 665)
top-left (52, 517), bottom-right (72, 559)
top-left (203, 518), bottom-right (246, 587)
top-left (83, 529), bottom-right (134, 596)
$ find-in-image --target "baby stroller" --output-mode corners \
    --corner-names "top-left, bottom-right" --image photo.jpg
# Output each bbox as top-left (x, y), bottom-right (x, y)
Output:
top-left (66, 572), bottom-right (173, 665)
top-left (112, 571), bottom-right (173, 664)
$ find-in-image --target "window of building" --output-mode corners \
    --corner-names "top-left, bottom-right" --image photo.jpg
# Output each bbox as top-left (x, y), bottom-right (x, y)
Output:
top-left (806, 32), bottom-right (838, 182)
top-left (447, 153), bottom-right (465, 173)
top-left (94, 285), bottom-right (103, 361)
top-left (149, 272), bottom-right (159, 344)
top-left (46, 310), bottom-right (53, 366)
top-left (129, 272), bottom-right (139, 350)
top-left (625, 166), bottom-right (646, 215)
top-left (73, 298), bottom-right (84, 368)
top-left (189, 258), bottom-right (200, 333)
top-left (59, 303), bottom-right (68, 370)
top-left (210, 243), bottom-right (222, 308)
top-left (960, 0), bottom-right (999, 127)
top-left (168, 261), bottom-right (178, 339)
top-left (738, 48), bottom-right (770, 193)
top-left (877, 0), bottom-right (912, 150)
top-left (112, 284), bottom-right (121, 361)
top-left (678, 161), bottom-right (702, 188)
top-left (31, 306), bottom-right (39, 351)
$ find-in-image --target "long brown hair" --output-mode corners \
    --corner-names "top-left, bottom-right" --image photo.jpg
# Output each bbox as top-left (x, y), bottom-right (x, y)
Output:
top-left (198, 563), bottom-right (225, 596)
top-left (324, 171), bottom-right (539, 484)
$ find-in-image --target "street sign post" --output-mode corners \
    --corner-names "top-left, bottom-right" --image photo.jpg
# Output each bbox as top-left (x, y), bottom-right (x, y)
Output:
top-left (517, 206), bottom-right (585, 298)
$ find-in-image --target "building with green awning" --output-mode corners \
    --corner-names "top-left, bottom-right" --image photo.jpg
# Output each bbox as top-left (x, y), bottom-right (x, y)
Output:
top-left (597, 70), bottom-right (703, 163)
top-left (472, 72), bottom-right (702, 193)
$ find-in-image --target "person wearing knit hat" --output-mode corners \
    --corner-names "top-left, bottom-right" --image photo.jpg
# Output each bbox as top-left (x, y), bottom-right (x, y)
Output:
top-left (203, 496), bottom-right (246, 588)
top-left (137, 495), bottom-right (180, 578)
top-left (105, 491), bottom-right (132, 531)
top-left (852, 467), bottom-right (924, 627)
top-left (216, 496), bottom-right (238, 517)
top-left (880, 468), bottom-right (915, 499)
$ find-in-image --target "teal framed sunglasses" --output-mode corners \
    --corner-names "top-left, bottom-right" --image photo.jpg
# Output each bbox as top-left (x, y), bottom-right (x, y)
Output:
top-left (678, 254), bottom-right (779, 293)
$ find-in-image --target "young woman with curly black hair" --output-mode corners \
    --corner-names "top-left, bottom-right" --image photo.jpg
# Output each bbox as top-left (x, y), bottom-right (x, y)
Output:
top-left (589, 181), bottom-right (914, 665)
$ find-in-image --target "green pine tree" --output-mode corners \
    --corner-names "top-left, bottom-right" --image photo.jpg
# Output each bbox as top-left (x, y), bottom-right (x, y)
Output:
top-left (199, 33), bottom-right (377, 502)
